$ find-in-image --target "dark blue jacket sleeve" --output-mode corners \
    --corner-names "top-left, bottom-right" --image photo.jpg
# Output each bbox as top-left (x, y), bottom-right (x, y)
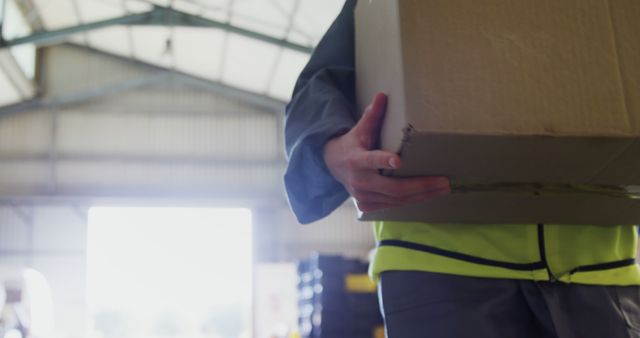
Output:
top-left (284, 0), bottom-right (358, 224)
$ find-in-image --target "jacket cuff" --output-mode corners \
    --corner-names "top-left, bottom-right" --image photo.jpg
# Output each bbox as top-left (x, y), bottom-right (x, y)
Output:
top-left (284, 123), bottom-right (352, 224)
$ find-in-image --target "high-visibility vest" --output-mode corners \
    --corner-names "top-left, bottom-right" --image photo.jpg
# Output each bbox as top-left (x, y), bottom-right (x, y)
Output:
top-left (370, 223), bottom-right (640, 285)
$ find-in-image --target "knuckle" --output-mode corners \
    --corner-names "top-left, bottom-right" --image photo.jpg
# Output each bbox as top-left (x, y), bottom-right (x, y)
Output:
top-left (358, 135), bottom-right (372, 149)
top-left (362, 153), bottom-right (373, 167)
top-left (345, 156), bottom-right (360, 170)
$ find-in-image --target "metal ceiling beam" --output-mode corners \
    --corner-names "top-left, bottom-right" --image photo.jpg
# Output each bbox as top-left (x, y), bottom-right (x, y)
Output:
top-left (1, 7), bottom-right (150, 48)
top-left (0, 5), bottom-right (313, 54)
top-left (0, 72), bottom-right (167, 116)
top-left (0, 153), bottom-right (285, 167)
top-left (12, 0), bottom-right (45, 32)
top-left (0, 43), bottom-right (287, 117)
top-left (0, 70), bottom-right (286, 117)
top-left (66, 43), bottom-right (287, 113)
top-left (0, 193), bottom-right (286, 208)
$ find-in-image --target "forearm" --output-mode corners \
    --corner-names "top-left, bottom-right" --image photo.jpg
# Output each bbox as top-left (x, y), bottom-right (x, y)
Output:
top-left (284, 70), bottom-right (356, 224)
top-left (283, 0), bottom-right (358, 223)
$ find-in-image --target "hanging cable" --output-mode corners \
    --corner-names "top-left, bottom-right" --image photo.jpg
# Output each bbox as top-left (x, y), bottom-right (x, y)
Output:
top-left (160, 0), bottom-right (176, 70)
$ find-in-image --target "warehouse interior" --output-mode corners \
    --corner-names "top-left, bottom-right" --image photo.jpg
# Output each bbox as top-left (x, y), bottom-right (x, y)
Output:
top-left (0, 1), bottom-right (380, 338)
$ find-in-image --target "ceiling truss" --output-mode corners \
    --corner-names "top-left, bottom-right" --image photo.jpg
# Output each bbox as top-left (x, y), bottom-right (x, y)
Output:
top-left (0, 4), bottom-right (313, 53)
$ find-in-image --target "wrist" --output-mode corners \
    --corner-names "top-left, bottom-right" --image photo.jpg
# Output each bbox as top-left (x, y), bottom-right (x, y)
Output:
top-left (323, 133), bottom-right (348, 181)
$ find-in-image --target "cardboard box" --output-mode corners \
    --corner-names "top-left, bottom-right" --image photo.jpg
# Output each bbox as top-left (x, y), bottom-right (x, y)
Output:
top-left (355, 0), bottom-right (640, 224)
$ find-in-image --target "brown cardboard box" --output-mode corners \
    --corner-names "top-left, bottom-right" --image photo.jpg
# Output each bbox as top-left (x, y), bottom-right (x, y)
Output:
top-left (355, 0), bottom-right (640, 224)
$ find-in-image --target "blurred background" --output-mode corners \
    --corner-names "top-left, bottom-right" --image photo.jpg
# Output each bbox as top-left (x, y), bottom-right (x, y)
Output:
top-left (0, 1), bottom-right (382, 338)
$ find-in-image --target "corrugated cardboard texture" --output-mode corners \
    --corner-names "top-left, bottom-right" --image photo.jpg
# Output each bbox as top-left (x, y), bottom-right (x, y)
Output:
top-left (609, 0), bottom-right (640, 127)
top-left (355, 0), bottom-right (640, 224)
top-left (400, 0), bottom-right (639, 136)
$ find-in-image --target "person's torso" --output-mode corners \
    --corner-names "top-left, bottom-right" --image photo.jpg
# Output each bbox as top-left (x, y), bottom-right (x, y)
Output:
top-left (370, 222), bottom-right (640, 285)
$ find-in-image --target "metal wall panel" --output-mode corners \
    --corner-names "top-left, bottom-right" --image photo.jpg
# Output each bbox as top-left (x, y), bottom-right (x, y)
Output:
top-left (80, 84), bottom-right (274, 116)
top-left (42, 45), bottom-right (151, 96)
top-left (54, 161), bottom-right (284, 198)
top-left (56, 110), bottom-right (279, 158)
top-left (0, 205), bottom-right (89, 338)
top-left (0, 207), bottom-right (31, 251)
top-left (0, 110), bottom-right (51, 155)
top-left (1, 44), bottom-right (285, 198)
top-left (0, 161), bottom-right (51, 194)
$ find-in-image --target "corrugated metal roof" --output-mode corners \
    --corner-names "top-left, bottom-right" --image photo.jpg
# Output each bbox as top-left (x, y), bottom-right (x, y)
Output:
top-left (0, 0), bottom-right (344, 108)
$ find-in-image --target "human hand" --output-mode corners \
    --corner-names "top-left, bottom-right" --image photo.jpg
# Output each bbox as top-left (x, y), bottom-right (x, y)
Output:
top-left (323, 92), bottom-right (451, 212)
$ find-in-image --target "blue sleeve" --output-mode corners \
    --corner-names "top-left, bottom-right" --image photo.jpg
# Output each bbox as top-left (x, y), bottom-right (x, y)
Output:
top-left (284, 0), bottom-right (358, 224)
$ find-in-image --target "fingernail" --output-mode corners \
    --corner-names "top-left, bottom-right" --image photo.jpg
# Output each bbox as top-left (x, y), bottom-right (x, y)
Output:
top-left (388, 157), bottom-right (398, 169)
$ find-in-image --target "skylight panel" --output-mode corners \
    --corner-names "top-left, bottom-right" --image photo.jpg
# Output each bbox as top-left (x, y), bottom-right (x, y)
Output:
top-left (76, 0), bottom-right (127, 23)
top-left (86, 26), bottom-right (133, 58)
top-left (221, 33), bottom-right (279, 94)
top-left (173, 27), bottom-right (225, 81)
top-left (32, 0), bottom-right (79, 30)
top-left (130, 26), bottom-right (174, 68)
top-left (266, 49), bottom-right (309, 101)
top-left (289, 0), bottom-right (343, 46)
top-left (229, 0), bottom-right (291, 39)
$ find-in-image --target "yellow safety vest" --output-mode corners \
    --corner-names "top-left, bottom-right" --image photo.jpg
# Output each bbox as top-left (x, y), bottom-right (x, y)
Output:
top-left (370, 223), bottom-right (640, 285)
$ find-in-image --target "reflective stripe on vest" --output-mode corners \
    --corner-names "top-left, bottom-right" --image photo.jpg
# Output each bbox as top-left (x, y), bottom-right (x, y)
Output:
top-left (377, 223), bottom-right (636, 282)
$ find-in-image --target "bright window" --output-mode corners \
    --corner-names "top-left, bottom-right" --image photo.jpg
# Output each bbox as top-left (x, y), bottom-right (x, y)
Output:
top-left (87, 207), bottom-right (253, 338)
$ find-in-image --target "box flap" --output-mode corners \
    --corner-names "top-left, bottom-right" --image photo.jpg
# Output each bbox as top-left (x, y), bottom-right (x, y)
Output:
top-left (355, 0), bottom-right (407, 152)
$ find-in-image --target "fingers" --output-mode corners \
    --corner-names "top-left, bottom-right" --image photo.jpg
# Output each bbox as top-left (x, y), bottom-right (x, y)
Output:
top-left (352, 93), bottom-right (388, 147)
top-left (352, 187), bottom-right (450, 207)
top-left (346, 173), bottom-right (452, 212)
top-left (324, 91), bottom-right (451, 214)
top-left (354, 187), bottom-right (450, 212)
top-left (366, 175), bottom-right (450, 198)
top-left (352, 150), bottom-right (401, 170)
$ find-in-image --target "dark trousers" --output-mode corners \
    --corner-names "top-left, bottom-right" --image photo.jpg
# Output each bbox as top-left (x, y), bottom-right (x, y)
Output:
top-left (379, 271), bottom-right (640, 338)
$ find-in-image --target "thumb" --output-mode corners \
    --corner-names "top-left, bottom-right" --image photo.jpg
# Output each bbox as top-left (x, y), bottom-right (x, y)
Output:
top-left (352, 93), bottom-right (388, 148)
